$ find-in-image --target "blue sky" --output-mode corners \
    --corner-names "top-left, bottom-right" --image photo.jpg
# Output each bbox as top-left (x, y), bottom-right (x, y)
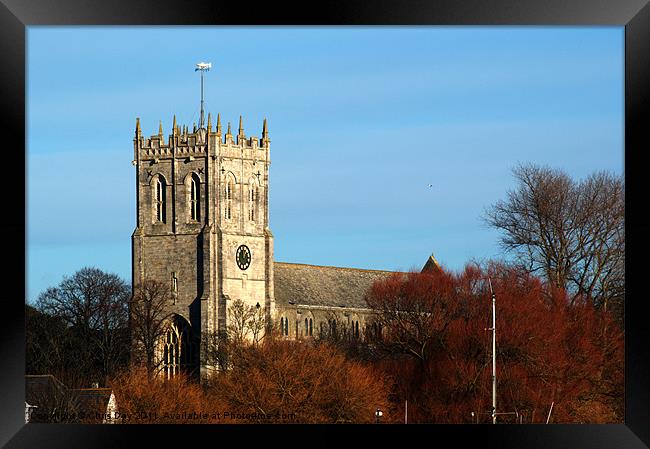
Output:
top-left (26, 26), bottom-right (624, 303)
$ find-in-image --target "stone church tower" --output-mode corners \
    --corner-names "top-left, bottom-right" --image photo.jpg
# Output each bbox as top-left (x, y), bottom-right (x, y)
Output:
top-left (131, 112), bottom-right (274, 379)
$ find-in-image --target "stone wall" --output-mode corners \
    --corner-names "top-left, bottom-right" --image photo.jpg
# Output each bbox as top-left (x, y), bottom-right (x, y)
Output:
top-left (275, 304), bottom-right (378, 341)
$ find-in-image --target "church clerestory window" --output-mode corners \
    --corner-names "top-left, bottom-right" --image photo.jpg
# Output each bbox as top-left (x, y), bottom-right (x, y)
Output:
top-left (280, 317), bottom-right (289, 336)
top-left (304, 318), bottom-right (314, 337)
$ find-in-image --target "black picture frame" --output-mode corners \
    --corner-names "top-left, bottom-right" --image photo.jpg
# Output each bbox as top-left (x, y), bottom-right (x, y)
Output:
top-left (2, 0), bottom-right (648, 447)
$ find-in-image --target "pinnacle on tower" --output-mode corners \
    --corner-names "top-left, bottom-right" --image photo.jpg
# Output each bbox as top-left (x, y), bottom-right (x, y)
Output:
top-left (158, 120), bottom-right (163, 137)
top-left (238, 115), bottom-right (244, 137)
top-left (227, 122), bottom-right (232, 136)
top-left (173, 115), bottom-right (178, 135)
top-left (135, 117), bottom-right (141, 136)
top-left (216, 113), bottom-right (222, 134)
top-left (262, 118), bottom-right (268, 138)
top-left (193, 122), bottom-right (197, 133)
top-left (207, 112), bottom-right (212, 132)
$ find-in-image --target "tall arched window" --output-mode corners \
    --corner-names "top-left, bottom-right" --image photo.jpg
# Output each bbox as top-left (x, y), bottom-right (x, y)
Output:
top-left (280, 317), bottom-right (289, 336)
top-left (224, 177), bottom-right (234, 220)
top-left (249, 183), bottom-right (258, 222)
top-left (303, 318), bottom-right (313, 337)
top-left (190, 174), bottom-right (200, 221)
top-left (154, 176), bottom-right (167, 223)
top-left (161, 316), bottom-right (193, 379)
top-left (329, 319), bottom-right (337, 337)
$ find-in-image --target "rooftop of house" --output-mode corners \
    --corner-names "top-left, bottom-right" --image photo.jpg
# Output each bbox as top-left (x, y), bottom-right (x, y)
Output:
top-left (71, 388), bottom-right (115, 421)
top-left (25, 375), bottom-right (116, 423)
top-left (25, 375), bottom-right (68, 405)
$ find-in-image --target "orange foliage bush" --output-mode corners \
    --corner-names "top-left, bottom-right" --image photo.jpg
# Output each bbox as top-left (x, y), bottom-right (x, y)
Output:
top-left (104, 261), bottom-right (622, 425)
top-left (366, 262), bottom-right (623, 424)
top-left (105, 341), bottom-right (391, 424)
top-left (205, 339), bottom-right (391, 423)
top-left (108, 366), bottom-right (219, 424)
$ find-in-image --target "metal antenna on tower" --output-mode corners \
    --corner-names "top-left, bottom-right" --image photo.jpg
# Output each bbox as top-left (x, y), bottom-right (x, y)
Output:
top-left (195, 62), bottom-right (212, 129)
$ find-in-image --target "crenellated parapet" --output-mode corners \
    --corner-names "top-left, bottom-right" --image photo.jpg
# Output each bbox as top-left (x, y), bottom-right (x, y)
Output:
top-left (133, 114), bottom-right (270, 162)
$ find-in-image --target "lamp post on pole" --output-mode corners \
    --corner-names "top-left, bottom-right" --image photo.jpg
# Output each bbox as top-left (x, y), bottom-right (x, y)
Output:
top-left (488, 277), bottom-right (497, 424)
top-left (479, 278), bottom-right (516, 424)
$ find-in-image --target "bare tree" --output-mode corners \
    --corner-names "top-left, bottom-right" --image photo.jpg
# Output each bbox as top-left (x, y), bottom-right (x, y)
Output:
top-left (201, 330), bottom-right (230, 373)
top-left (35, 267), bottom-right (130, 382)
top-left (365, 270), bottom-right (460, 364)
top-left (129, 279), bottom-right (173, 376)
top-left (226, 298), bottom-right (266, 346)
top-left (26, 305), bottom-right (70, 375)
top-left (484, 164), bottom-right (624, 312)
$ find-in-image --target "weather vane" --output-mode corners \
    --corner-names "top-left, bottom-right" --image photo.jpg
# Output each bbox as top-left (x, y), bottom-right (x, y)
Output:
top-left (195, 62), bottom-right (211, 129)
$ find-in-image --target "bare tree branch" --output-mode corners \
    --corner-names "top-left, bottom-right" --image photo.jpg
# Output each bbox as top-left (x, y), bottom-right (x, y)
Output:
top-left (129, 279), bottom-right (173, 376)
top-left (484, 164), bottom-right (624, 316)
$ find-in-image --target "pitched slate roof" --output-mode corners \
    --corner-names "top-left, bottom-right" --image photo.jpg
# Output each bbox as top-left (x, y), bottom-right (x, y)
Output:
top-left (25, 375), bottom-right (67, 406)
top-left (71, 388), bottom-right (117, 423)
top-left (273, 262), bottom-right (397, 309)
top-left (25, 375), bottom-right (117, 423)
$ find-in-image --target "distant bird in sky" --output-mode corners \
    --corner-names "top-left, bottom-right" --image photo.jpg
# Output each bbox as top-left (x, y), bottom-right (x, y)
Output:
top-left (428, 184), bottom-right (433, 188)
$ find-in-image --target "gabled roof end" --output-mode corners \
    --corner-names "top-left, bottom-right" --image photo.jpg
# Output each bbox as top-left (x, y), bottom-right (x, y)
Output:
top-left (421, 253), bottom-right (441, 273)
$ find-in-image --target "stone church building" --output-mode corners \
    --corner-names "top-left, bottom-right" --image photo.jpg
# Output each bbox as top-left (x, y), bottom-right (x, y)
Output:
top-left (131, 113), bottom-right (439, 379)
